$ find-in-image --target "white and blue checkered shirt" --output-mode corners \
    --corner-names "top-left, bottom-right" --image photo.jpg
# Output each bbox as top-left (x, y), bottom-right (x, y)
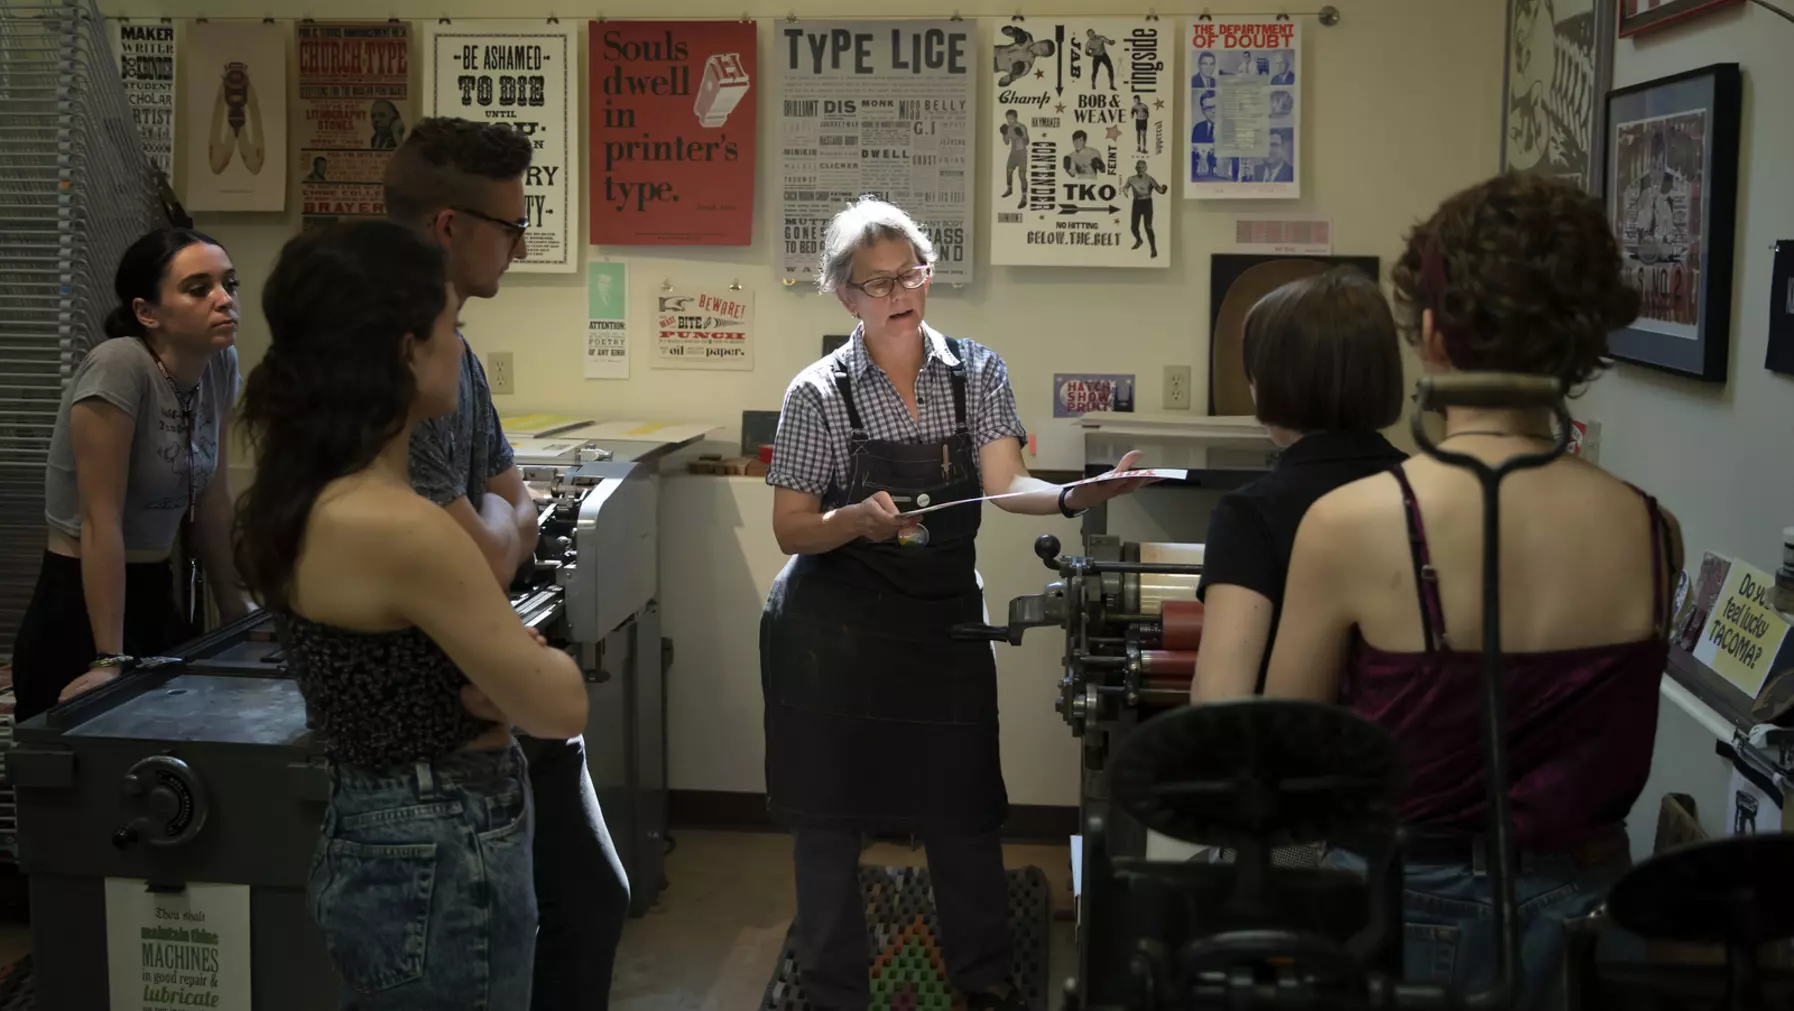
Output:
top-left (766, 323), bottom-right (1028, 499)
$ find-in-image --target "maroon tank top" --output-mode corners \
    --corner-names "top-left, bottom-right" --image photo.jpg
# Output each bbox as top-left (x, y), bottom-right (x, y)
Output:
top-left (1341, 467), bottom-right (1670, 853)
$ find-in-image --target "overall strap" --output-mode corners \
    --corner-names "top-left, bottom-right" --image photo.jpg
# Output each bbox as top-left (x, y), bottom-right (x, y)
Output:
top-left (831, 365), bottom-right (868, 438)
top-left (946, 338), bottom-right (971, 435)
top-left (1390, 465), bottom-right (1445, 653)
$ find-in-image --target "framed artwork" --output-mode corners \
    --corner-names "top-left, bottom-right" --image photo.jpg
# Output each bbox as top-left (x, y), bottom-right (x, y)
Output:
top-left (1501, 0), bottom-right (1615, 196)
top-left (1618, 0), bottom-right (1745, 38)
top-left (1603, 63), bottom-right (1741, 382)
top-left (1767, 242), bottom-right (1794, 376)
top-left (1208, 254), bottom-right (1380, 416)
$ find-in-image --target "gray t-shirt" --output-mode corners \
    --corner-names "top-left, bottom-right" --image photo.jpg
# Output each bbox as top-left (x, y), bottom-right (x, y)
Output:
top-left (44, 338), bottom-right (240, 552)
top-left (408, 335), bottom-right (515, 506)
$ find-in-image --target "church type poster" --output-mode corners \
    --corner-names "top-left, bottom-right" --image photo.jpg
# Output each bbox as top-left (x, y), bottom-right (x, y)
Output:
top-left (113, 20), bottom-right (177, 184)
top-left (778, 20), bottom-right (975, 284)
top-left (990, 18), bottom-right (1173, 267)
top-left (424, 21), bottom-right (579, 273)
top-left (590, 21), bottom-right (756, 246)
top-left (297, 21), bottom-right (411, 229)
top-left (183, 20), bottom-right (287, 212)
top-left (1185, 17), bottom-right (1300, 199)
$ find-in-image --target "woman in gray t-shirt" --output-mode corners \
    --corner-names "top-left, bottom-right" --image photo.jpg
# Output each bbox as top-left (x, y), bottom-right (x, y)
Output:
top-left (11, 228), bottom-right (252, 721)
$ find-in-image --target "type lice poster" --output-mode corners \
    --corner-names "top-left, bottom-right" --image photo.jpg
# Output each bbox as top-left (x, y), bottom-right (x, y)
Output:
top-left (424, 21), bottom-right (580, 272)
top-left (1185, 17), bottom-right (1301, 199)
top-left (184, 20), bottom-right (287, 212)
top-left (778, 20), bottom-right (976, 283)
top-left (991, 18), bottom-right (1173, 267)
top-left (106, 878), bottom-right (252, 1011)
top-left (297, 21), bottom-right (411, 229)
top-left (113, 21), bottom-right (177, 183)
top-left (590, 21), bottom-right (756, 245)
top-left (586, 261), bottom-right (629, 380)
top-left (654, 284), bottom-right (754, 370)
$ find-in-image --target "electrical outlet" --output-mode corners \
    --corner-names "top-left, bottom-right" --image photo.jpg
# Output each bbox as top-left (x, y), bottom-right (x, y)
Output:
top-left (488, 352), bottom-right (514, 395)
top-left (1163, 364), bottom-right (1191, 410)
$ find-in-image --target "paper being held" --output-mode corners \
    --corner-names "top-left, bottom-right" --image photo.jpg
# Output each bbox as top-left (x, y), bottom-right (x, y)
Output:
top-left (903, 468), bottom-right (1188, 516)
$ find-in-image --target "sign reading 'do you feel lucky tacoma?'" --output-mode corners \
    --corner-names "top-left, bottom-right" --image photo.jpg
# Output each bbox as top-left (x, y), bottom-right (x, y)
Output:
top-left (424, 20), bottom-right (580, 272)
top-left (1694, 558), bottom-right (1794, 699)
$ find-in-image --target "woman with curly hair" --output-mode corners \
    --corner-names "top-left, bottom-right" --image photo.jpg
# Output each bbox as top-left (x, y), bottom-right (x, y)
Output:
top-left (1259, 173), bottom-right (1683, 1005)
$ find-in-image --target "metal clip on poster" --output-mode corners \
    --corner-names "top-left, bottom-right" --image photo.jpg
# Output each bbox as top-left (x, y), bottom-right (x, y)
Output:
top-left (729, 279), bottom-right (742, 291)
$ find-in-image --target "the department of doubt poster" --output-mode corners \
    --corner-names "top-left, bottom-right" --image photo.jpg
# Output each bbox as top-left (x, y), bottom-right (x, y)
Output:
top-left (1185, 17), bottom-right (1302, 199)
top-left (424, 20), bottom-right (580, 272)
top-left (990, 17), bottom-right (1173, 268)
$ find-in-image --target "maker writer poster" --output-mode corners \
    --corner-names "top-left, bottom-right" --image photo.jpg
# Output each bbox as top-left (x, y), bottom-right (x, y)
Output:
top-left (590, 21), bottom-right (756, 245)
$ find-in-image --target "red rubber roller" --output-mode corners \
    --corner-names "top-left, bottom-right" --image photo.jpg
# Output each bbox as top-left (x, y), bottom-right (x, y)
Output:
top-left (1138, 650), bottom-right (1197, 677)
top-left (1160, 600), bottom-right (1205, 651)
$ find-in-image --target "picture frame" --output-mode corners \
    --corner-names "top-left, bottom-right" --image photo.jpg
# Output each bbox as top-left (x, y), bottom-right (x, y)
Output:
top-left (1501, 0), bottom-right (1615, 196)
top-left (1618, 0), bottom-right (1745, 38)
top-left (1766, 241), bottom-right (1794, 376)
top-left (1603, 62), bottom-right (1742, 382)
top-left (1208, 254), bottom-right (1380, 415)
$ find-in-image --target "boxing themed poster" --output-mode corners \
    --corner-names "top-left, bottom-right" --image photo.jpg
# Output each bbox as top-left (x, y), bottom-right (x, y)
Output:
top-left (113, 20), bottom-right (177, 184)
top-left (297, 21), bottom-right (412, 229)
top-left (1185, 17), bottom-right (1301, 199)
top-left (778, 20), bottom-right (976, 283)
top-left (183, 20), bottom-right (288, 212)
top-left (424, 20), bottom-right (580, 273)
top-left (589, 21), bottom-right (756, 246)
top-left (990, 17), bottom-right (1172, 267)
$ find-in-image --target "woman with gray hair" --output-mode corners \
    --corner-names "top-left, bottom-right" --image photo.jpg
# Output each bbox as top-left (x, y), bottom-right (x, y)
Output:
top-left (759, 196), bottom-right (1153, 1011)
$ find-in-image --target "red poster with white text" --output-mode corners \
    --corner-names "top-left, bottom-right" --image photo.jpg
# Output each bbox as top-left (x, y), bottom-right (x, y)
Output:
top-left (589, 21), bottom-right (756, 245)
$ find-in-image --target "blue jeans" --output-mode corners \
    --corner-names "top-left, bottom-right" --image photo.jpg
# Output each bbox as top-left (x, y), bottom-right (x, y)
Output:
top-left (309, 743), bottom-right (537, 1010)
top-left (1324, 844), bottom-right (1639, 1010)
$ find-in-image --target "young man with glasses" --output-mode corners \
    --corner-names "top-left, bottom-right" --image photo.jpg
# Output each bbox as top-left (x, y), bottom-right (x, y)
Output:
top-left (382, 116), bottom-right (631, 1010)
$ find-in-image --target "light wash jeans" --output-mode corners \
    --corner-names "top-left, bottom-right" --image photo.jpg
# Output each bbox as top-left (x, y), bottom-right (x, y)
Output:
top-left (1323, 842), bottom-right (1641, 1010)
top-left (309, 743), bottom-right (536, 1010)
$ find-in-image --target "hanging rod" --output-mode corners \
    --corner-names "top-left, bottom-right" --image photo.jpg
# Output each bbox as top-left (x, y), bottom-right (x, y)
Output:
top-left (85, 6), bottom-right (1342, 24)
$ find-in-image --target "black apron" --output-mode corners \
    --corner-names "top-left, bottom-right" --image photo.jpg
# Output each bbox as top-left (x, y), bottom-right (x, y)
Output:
top-left (760, 339), bottom-right (1008, 835)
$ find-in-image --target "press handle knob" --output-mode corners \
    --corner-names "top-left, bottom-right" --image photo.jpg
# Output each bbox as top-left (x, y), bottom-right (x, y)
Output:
top-left (1036, 534), bottom-right (1062, 570)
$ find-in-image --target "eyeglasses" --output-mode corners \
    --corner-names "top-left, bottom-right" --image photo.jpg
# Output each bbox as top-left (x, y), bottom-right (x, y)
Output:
top-left (452, 206), bottom-right (529, 245)
top-left (845, 264), bottom-right (931, 299)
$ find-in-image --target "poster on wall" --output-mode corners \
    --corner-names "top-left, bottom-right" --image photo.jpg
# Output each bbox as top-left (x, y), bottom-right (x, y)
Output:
top-left (989, 18), bottom-right (1172, 267)
top-left (1184, 17), bottom-right (1300, 200)
top-left (106, 878), bottom-right (252, 1011)
top-left (1499, 0), bottom-right (1614, 195)
top-left (425, 20), bottom-right (579, 272)
top-left (778, 20), bottom-right (975, 284)
top-left (589, 21), bottom-right (756, 245)
top-left (654, 283), bottom-right (754, 370)
top-left (113, 20), bottom-right (177, 183)
top-left (1053, 373), bottom-right (1135, 417)
top-left (297, 21), bottom-right (411, 229)
top-left (585, 261), bottom-right (629, 380)
top-left (183, 20), bottom-right (287, 212)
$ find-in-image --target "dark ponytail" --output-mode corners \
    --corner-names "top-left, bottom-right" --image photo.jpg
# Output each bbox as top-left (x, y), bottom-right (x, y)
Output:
top-left (106, 227), bottom-right (222, 341)
top-left (234, 220), bottom-right (448, 613)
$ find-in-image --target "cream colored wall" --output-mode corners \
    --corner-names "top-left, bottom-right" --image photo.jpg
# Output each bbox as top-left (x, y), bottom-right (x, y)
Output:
top-left (110, 0), bottom-right (1503, 805)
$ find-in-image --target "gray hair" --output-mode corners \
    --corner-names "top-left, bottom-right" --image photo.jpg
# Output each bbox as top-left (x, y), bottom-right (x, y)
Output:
top-left (817, 196), bottom-right (937, 293)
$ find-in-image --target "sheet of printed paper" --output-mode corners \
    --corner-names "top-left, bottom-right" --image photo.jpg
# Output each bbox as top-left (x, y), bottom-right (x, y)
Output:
top-left (113, 21), bottom-right (177, 183)
top-left (1233, 216), bottom-right (1330, 254)
top-left (1611, 108), bottom-right (1705, 340)
top-left (425, 21), bottom-right (580, 272)
top-left (907, 468), bottom-right (1187, 515)
top-left (991, 18), bottom-right (1173, 267)
top-left (586, 262), bottom-right (629, 380)
top-left (183, 20), bottom-right (288, 211)
top-left (1185, 17), bottom-right (1300, 199)
top-left (653, 283), bottom-right (754, 370)
top-left (778, 20), bottom-right (976, 283)
top-left (589, 21), bottom-right (756, 245)
top-left (107, 878), bottom-right (251, 1011)
top-left (297, 21), bottom-right (411, 229)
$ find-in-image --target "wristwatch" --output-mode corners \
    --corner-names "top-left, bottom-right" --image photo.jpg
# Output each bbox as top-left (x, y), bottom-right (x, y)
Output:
top-left (89, 653), bottom-right (136, 671)
top-left (1058, 486), bottom-right (1087, 519)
